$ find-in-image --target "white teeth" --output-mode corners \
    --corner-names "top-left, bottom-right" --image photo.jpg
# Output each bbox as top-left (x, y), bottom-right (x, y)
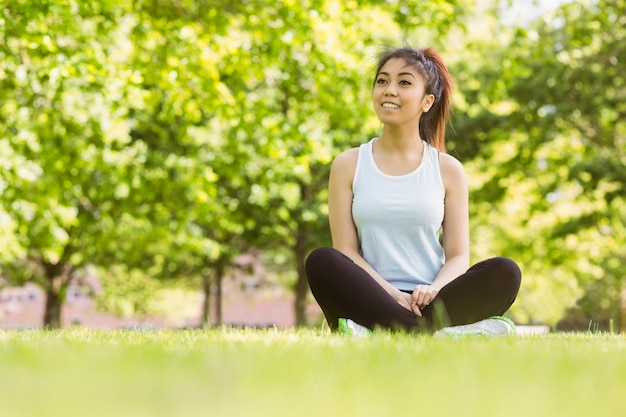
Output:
top-left (382, 102), bottom-right (399, 109)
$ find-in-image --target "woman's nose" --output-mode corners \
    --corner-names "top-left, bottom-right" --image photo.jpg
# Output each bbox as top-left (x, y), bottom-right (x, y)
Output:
top-left (384, 84), bottom-right (397, 96)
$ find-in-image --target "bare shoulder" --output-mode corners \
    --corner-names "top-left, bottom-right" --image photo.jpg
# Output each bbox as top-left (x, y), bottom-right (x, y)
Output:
top-left (332, 147), bottom-right (359, 168)
top-left (331, 147), bottom-right (360, 179)
top-left (438, 152), bottom-right (467, 188)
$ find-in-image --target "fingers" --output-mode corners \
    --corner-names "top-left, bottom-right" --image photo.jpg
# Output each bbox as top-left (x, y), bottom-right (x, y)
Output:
top-left (397, 292), bottom-right (423, 317)
top-left (407, 294), bottom-right (423, 317)
top-left (396, 293), bottom-right (412, 311)
top-left (399, 300), bottom-right (411, 311)
top-left (397, 293), bottom-right (423, 317)
top-left (411, 287), bottom-right (426, 307)
top-left (410, 303), bottom-right (423, 316)
top-left (412, 293), bottom-right (427, 307)
top-left (411, 285), bottom-right (439, 309)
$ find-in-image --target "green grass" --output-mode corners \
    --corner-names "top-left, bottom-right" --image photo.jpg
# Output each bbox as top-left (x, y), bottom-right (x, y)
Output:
top-left (1, 328), bottom-right (625, 417)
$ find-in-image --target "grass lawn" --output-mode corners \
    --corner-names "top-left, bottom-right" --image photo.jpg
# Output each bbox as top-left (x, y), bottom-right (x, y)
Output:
top-left (0, 328), bottom-right (624, 417)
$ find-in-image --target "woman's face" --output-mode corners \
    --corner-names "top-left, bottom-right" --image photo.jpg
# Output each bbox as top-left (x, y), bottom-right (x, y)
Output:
top-left (372, 58), bottom-right (434, 127)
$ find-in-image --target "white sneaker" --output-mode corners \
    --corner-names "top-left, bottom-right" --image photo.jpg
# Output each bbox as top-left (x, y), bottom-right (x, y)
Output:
top-left (338, 318), bottom-right (371, 337)
top-left (434, 316), bottom-right (516, 338)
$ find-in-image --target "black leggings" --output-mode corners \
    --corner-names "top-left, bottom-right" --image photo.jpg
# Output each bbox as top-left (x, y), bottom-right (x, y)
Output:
top-left (305, 247), bottom-right (521, 332)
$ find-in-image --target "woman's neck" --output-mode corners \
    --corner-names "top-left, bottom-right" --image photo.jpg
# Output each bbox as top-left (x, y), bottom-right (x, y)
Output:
top-left (378, 124), bottom-right (423, 154)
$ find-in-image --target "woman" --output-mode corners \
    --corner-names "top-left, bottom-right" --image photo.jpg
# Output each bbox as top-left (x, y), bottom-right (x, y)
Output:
top-left (305, 46), bottom-right (521, 336)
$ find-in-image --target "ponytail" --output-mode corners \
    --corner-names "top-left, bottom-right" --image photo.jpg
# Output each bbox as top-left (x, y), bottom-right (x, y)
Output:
top-left (374, 46), bottom-right (453, 152)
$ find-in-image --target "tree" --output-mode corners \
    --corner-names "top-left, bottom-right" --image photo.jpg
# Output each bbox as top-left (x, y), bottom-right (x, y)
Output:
top-left (0, 0), bottom-right (229, 327)
top-left (210, 0), bottom-right (472, 325)
top-left (0, 0), bottom-right (483, 329)
top-left (449, 0), bottom-right (626, 328)
top-left (0, 1), bottom-right (146, 327)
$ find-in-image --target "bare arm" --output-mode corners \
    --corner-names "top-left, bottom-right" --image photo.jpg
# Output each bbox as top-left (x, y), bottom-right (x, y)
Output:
top-left (411, 152), bottom-right (470, 309)
top-left (433, 153), bottom-right (470, 287)
top-left (328, 149), bottom-right (415, 312)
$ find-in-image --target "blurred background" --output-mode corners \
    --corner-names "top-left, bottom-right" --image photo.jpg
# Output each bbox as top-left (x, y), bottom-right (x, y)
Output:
top-left (0, 0), bottom-right (623, 332)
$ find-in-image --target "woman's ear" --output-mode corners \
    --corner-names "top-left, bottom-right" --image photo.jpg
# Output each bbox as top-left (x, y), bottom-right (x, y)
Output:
top-left (423, 94), bottom-right (435, 113)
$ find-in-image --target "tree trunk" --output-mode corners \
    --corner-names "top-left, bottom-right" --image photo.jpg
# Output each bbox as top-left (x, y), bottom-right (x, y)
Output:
top-left (617, 287), bottom-right (626, 333)
top-left (215, 263), bottom-right (224, 326)
top-left (293, 230), bottom-right (309, 327)
top-left (201, 273), bottom-right (212, 328)
top-left (42, 261), bottom-right (67, 329)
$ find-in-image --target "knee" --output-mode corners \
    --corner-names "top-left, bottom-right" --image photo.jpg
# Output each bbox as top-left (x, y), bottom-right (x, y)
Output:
top-left (305, 246), bottom-right (337, 272)
top-left (305, 246), bottom-right (342, 283)
top-left (492, 256), bottom-right (522, 289)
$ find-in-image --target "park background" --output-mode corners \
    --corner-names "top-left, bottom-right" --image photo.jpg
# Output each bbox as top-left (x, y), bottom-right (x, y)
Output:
top-left (0, 0), bottom-right (624, 332)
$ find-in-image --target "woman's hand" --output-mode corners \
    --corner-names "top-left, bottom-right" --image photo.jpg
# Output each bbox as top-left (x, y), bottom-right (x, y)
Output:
top-left (394, 291), bottom-right (422, 317)
top-left (411, 285), bottom-right (439, 313)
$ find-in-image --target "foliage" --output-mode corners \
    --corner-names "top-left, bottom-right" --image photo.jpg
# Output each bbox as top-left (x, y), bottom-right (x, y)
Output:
top-left (0, 0), bottom-right (623, 329)
top-left (0, 0), bottom-right (473, 327)
top-left (449, 0), bottom-right (625, 327)
top-left (1, 1), bottom-right (143, 326)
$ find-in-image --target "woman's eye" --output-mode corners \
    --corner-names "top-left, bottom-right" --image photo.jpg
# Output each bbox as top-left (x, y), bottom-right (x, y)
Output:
top-left (376, 78), bottom-right (388, 84)
top-left (399, 80), bottom-right (411, 85)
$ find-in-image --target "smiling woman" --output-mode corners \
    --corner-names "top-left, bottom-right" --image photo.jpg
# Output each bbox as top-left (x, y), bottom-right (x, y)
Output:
top-left (372, 58), bottom-right (433, 140)
top-left (372, 47), bottom-right (453, 153)
top-left (305, 46), bottom-right (522, 336)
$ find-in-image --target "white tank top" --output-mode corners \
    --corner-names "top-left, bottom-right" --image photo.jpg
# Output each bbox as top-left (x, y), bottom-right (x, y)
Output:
top-left (352, 138), bottom-right (445, 290)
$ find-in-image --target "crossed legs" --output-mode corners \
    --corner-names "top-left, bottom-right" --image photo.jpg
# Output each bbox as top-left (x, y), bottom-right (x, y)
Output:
top-left (305, 247), bottom-right (521, 332)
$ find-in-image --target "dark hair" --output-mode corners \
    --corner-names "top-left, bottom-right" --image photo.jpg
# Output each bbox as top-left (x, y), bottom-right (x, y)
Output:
top-left (374, 46), bottom-right (453, 152)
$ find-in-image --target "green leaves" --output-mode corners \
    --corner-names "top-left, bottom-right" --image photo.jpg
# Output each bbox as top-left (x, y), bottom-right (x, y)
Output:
top-left (450, 0), bottom-right (626, 327)
top-left (4, 0), bottom-right (620, 329)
